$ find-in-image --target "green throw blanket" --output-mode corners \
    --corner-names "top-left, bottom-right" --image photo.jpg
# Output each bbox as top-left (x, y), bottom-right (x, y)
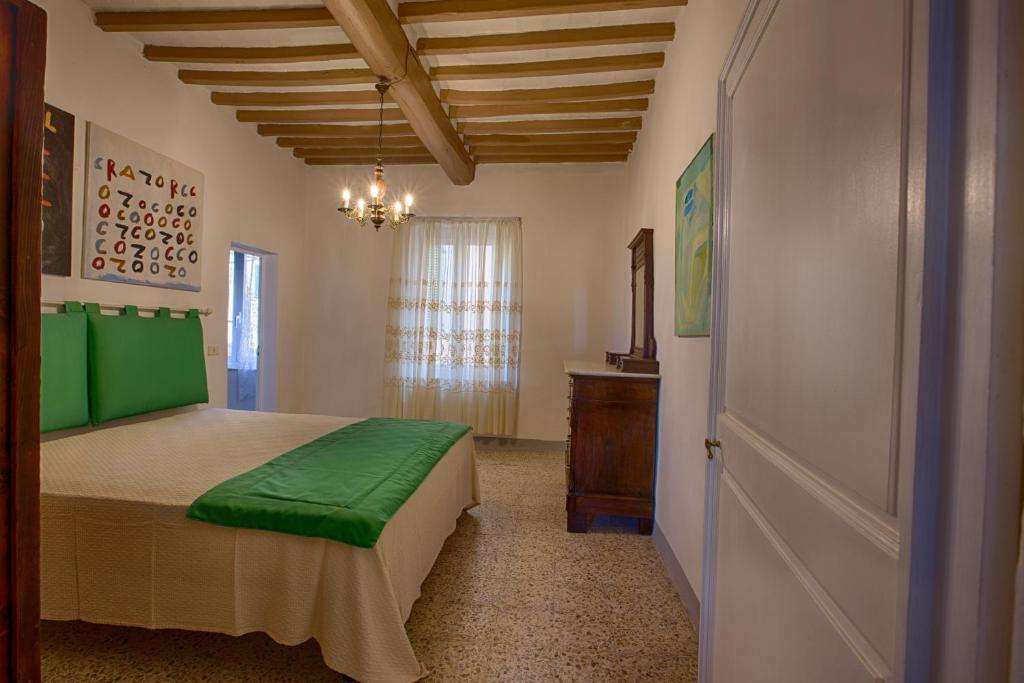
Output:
top-left (186, 417), bottom-right (472, 548)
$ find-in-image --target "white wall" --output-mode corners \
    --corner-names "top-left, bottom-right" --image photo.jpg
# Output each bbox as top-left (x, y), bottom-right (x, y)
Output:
top-left (605, 0), bottom-right (747, 597)
top-left (37, 0), bottom-right (309, 412)
top-left (299, 163), bottom-right (626, 440)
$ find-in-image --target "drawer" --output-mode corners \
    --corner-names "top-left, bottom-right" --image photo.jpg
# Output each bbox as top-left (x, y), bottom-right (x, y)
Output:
top-left (571, 375), bottom-right (658, 402)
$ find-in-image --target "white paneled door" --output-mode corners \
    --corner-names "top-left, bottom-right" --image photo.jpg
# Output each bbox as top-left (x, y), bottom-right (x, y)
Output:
top-left (700, 0), bottom-right (929, 681)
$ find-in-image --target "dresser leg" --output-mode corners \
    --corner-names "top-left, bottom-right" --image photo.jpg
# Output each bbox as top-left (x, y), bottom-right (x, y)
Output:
top-left (567, 511), bottom-right (590, 533)
top-left (638, 517), bottom-right (654, 536)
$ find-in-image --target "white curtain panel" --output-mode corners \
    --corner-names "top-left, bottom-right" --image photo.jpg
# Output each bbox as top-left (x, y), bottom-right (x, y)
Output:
top-left (384, 217), bottom-right (523, 436)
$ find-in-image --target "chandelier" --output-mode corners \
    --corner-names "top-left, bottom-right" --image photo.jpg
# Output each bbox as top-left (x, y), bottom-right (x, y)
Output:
top-left (338, 77), bottom-right (415, 231)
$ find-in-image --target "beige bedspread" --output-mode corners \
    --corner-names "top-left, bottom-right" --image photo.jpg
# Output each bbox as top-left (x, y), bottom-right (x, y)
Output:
top-left (41, 408), bottom-right (478, 683)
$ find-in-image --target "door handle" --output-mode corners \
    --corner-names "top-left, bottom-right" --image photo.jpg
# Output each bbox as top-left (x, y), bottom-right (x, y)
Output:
top-left (704, 438), bottom-right (721, 460)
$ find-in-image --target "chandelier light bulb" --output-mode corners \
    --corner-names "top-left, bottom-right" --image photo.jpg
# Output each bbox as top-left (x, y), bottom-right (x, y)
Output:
top-left (404, 194), bottom-right (413, 209)
top-left (370, 184), bottom-right (379, 200)
top-left (341, 188), bottom-right (351, 208)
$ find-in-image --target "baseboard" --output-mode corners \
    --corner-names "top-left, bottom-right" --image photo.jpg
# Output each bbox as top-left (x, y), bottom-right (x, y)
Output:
top-left (473, 435), bottom-right (563, 451)
top-left (653, 522), bottom-right (701, 629)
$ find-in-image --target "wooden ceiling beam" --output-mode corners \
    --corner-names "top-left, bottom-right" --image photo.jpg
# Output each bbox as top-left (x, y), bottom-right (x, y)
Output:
top-left (457, 117), bottom-right (642, 134)
top-left (295, 146), bottom-right (428, 157)
top-left (398, 0), bottom-right (686, 23)
top-left (237, 108), bottom-right (406, 123)
top-left (322, 0), bottom-right (475, 185)
top-left (257, 123), bottom-right (416, 137)
top-left (450, 98), bottom-right (648, 119)
top-left (442, 80), bottom-right (655, 105)
top-left (212, 91), bottom-right (389, 107)
top-left (475, 154), bottom-right (629, 163)
top-left (465, 132), bottom-right (638, 145)
top-left (95, 7), bottom-right (336, 32)
top-left (468, 143), bottom-right (632, 155)
top-left (179, 68), bottom-right (376, 87)
top-left (144, 44), bottom-right (359, 65)
top-left (305, 156), bottom-right (436, 165)
top-left (417, 23), bottom-right (674, 55)
top-left (276, 135), bottom-right (425, 147)
top-left (431, 53), bottom-right (664, 80)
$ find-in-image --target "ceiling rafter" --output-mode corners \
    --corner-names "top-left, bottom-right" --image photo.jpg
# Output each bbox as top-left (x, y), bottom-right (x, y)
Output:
top-left (276, 135), bottom-right (426, 147)
top-left (95, 7), bottom-right (336, 32)
top-left (449, 98), bottom-right (648, 119)
top-left (212, 91), bottom-right (390, 107)
top-left (295, 146), bottom-right (429, 157)
top-left (457, 117), bottom-right (643, 134)
top-left (398, 0), bottom-right (686, 24)
top-left (179, 68), bottom-right (376, 87)
top-left (475, 154), bottom-right (628, 163)
top-left (305, 156), bottom-right (436, 165)
top-left (441, 81), bottom-right (655, 105)
top-left (238, 108), bottom-right (406, 123)
top-left (464, 132), bottom-right (638, 145)
top-left (257, 123), bottom-right (417, 137)
top-left (322, 0), bottom-right (475, 184)
top-left (144, 44), bottom-right (360, 65)
top-left (417, 23), bottom-right (674, 55)
top-left (430, 53), bottom-right (664, 80)
top-left (467, 143), bottom-right (632, 155)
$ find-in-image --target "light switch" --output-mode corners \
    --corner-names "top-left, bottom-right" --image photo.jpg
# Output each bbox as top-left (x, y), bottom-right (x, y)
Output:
top-left (207, 345), bottom-right (219, 356)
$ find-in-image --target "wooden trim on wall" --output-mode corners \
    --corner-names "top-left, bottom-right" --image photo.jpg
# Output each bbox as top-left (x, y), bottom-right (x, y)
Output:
top-left (0, 0), bottom-right (45, 680)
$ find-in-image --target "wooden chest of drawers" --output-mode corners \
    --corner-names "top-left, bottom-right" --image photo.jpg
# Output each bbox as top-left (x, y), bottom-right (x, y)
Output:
top-left (564, 362), bottom-right (660, 535)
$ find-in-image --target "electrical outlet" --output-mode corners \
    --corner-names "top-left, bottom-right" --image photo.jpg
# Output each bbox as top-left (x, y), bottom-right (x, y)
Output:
top-left (207, 345), bottom-right (219, 356)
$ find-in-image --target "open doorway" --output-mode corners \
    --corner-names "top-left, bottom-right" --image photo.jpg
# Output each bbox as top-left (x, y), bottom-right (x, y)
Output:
top-left (226, 245), bottom-right (277, 411)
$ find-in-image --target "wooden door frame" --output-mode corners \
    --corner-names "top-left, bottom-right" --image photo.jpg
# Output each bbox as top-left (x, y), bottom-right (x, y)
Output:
top-left (0, 0), bottom-right (45, 680)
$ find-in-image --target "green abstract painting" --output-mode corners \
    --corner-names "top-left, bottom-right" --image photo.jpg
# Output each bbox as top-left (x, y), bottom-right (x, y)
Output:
top-left (675, 135), bottom-right (713, 337)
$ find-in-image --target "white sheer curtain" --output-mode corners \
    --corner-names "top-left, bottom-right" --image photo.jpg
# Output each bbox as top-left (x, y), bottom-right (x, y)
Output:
top-left (383, 217), bottom-right (523, 435)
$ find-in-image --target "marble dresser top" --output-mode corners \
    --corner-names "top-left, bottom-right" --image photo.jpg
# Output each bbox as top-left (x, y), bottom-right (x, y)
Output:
top-left (563, 359), bottom-right (660, 379)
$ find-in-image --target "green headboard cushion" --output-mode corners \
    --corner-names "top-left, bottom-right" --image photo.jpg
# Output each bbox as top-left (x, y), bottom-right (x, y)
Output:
top-left (40, 302), bottom-right (90, 433)
top-left (86, 304), bottom-right (209, 425)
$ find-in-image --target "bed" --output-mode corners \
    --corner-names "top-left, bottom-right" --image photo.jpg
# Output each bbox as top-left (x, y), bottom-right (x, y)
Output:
top-left (41, 406), bottom-right (479, 683)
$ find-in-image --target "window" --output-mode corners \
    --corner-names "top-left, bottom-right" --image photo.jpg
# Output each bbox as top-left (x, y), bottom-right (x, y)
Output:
top-left (383, 217), bottom-right (523, 435)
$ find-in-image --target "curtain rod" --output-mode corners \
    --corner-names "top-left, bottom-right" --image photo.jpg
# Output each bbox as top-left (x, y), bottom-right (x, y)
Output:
top-left (413, 216), bottom-right (522, 222)
top-left (41, 300), bottom-right (213, 317)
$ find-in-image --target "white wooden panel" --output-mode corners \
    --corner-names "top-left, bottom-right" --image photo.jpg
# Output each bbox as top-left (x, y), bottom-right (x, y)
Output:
top-left (720, 413), bottom-right (898, 662)
top-left (712, 474), bottom-right (889, 683)
top-left (722, 0), bottom-right (905, 510)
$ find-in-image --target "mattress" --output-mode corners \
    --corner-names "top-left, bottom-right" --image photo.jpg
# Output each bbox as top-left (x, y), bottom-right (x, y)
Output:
top-left (41, 407), bottom-right (479, 683)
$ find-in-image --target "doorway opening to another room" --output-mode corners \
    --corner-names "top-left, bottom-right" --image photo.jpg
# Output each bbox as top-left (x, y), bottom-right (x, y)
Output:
top-left (227, 245), bottom-right (278, 411)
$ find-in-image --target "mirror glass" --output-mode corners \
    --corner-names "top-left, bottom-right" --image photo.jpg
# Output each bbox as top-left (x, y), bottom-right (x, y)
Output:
top-left (633, 263), bottom-right (646, 353)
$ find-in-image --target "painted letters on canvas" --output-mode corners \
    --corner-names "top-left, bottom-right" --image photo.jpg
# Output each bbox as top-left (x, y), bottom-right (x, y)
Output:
top-left (82, 123), bottom-right (204, 291)
top-left (674, 135), bottom-right (713, 337)
top-left (41, 104), bottom-right (74, 276)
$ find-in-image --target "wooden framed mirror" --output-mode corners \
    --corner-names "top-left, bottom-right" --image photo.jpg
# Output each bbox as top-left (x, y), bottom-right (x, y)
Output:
top-left (608, 229), bottom-right (659, 373)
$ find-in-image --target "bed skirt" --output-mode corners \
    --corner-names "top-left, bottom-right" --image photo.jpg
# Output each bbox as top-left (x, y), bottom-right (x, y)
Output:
top-left (41, 420), bottom-right (478, 683)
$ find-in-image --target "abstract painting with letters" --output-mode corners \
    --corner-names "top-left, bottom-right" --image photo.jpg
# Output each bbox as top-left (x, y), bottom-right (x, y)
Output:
top-left (674, 135), bottom-right (713, 337)
top-left (83, 123), bottom-right (204, 291)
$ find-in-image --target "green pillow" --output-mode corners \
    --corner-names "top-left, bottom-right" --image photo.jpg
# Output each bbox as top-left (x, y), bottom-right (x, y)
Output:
top-left (86, 304), bottom-right (209, 425)
top-left (40, 302), bottom-right (90, 433)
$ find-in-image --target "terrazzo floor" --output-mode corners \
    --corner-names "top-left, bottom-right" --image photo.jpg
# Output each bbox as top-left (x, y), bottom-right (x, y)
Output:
top-left (42, 446), bottom-right (699, 682)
